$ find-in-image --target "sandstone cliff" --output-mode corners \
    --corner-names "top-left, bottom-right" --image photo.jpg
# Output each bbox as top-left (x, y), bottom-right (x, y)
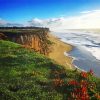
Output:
top-left (0, 28), bottom-right (50, 55)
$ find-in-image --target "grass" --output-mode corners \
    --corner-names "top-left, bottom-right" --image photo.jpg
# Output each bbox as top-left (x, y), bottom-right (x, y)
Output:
top-left (0, 40), bottom-right (100, 100)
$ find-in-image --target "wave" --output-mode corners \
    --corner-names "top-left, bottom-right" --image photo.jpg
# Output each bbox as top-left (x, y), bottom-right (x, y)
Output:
top-left (82, 46), bottom-right (100, 61)
top-left (53, 30), bottom-right (100, 61)
top-left (64, 51), bottom-right (87, 72)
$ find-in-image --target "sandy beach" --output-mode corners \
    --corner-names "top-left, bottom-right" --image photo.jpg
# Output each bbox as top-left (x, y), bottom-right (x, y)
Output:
top-left (48, 33), bottom-right (73, 69)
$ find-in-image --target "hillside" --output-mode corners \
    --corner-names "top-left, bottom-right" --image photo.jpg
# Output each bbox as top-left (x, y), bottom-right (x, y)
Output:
top-left (0, 40), bottom-right (100, 100)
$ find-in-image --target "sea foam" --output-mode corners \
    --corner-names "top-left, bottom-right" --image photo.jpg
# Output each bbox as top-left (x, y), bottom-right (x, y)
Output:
top-left (52, 30), bottom-right (100, 61)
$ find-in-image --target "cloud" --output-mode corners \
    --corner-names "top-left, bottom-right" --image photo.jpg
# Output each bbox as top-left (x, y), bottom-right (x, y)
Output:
top-left (80, 11), bottom-right (92, 14)
top-left (28, 10), bottom-right (100, 32)
top-left (1, 9), bottom-right (100, 32)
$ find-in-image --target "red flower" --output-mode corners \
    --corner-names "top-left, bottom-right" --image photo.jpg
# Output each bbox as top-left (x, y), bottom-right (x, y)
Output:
top-left (81, 71), bottom-right (88, 78)
top-left (68, 80), bottom-right (78, 85)
top-left (81, 87), bottom-right (87, 94)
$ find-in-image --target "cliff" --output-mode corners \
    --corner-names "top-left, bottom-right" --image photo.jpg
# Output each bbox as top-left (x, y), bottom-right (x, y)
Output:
top-left (0, 28), bottom-right (50, 55)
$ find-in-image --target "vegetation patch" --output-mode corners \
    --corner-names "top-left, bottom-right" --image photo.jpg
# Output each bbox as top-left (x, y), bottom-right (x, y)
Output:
top-left (0, 40), bottom-right (100, 100)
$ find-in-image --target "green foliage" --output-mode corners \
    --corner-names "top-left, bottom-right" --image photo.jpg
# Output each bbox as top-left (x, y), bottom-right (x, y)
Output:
top-left (0, 40), bottom-right (100, 100)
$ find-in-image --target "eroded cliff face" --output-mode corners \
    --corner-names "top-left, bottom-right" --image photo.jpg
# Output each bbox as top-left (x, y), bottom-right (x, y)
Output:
top-left (0, 29), bottom-right (50, 55)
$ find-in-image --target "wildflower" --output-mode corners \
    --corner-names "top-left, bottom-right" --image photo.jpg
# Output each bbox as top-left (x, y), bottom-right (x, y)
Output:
top-left (81, 87), bottom-right (87, 94)
top-left (81, 71), bottom-right (88, 78)
top-left (68, 80), bottom-right (78, 85)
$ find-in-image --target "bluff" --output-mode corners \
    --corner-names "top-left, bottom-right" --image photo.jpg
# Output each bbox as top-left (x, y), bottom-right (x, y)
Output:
top-left (0, 27), bottom-right (50, 55)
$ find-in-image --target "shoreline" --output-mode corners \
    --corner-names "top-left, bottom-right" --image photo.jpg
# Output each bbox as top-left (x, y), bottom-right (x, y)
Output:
top-left (69, 46), bottom-right (100, 77)
top-left (48, 33), bottom-right (74, 69)
top-left (48, 32), bottom-right (85, 72)
top-left (47, 32), bottom-right (100, 77)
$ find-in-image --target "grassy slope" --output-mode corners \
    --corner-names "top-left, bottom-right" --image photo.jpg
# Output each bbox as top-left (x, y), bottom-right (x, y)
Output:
top-left (0, 40), bottom-right (100, 100)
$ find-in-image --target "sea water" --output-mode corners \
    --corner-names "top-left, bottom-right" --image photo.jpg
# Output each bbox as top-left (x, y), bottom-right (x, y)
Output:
top-left (52, 30), bottom-right (100, 77)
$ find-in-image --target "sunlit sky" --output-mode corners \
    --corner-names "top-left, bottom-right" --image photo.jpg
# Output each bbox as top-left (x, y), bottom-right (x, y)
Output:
top-left (0, 0), bottom-right (100, 30)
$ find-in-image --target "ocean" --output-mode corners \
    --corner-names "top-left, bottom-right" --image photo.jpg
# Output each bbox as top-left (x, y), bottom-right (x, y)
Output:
top-left (53, 30), bottom-right (100, 77)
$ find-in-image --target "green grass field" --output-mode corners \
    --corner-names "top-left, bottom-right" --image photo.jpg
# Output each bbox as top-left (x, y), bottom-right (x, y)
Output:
top-left (0, 40), bottom-right (100, 100)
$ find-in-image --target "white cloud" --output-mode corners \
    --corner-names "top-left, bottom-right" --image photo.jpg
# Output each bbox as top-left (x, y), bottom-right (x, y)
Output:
top-left (80, 11), bottom-right (92, 14)
top-left (1, 9), bottom-right (100, 32)
top-left (28, 9), bottom-right (100, 32)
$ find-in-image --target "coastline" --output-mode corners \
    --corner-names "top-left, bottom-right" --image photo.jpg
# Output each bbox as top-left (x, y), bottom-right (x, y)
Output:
top-left (69, 46), bottom-right (100, 77)
top-left (47, 32), bottom-right (87, 72)
top-left (48, 33), bottom-right (74, 69)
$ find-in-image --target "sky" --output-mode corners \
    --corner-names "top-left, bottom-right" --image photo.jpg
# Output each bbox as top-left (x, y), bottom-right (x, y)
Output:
top-left (0, 0), bottom-right (100, 31)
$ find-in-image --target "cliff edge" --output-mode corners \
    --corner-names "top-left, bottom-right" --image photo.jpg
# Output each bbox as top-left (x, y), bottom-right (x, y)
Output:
top-left (0, 27), bottom-right (50, 55)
